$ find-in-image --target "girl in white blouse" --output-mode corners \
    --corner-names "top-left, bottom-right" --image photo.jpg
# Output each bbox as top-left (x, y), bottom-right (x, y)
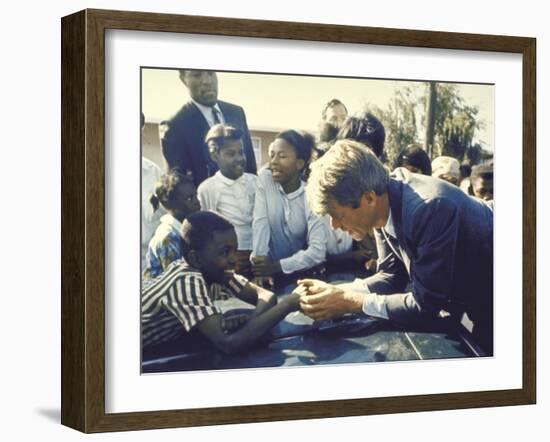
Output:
top-left (251, 130), bottom-right (327, 290)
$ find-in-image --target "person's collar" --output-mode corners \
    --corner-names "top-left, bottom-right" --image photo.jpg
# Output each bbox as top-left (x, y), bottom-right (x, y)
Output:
top-left (160, 213), bottom-right (183, 231)
top-left (215, 170), bottom-right (240, 186)
top-left (383, 207), bottom-right (396, 238)
top-left (191, 98), bottom-right (221, 114)
top-left (276, 179), bottom-right (305, 199)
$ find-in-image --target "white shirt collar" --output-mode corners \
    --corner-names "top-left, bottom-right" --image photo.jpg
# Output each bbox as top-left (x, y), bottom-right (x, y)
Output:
top-left (215, 170), bottom-right (242, 186)
top-left (383, 207), bottom-right (397, 238)
top-left (160, 213), bottom-right (183, 232)
top-left (191, 99), bottom-right (222, 124)
top-left (276, 179), bottom-right (305, 200)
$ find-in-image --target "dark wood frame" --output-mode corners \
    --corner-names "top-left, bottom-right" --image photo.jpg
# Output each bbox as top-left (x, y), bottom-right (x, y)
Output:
top-left (61, 8), bottom-right (536, 433)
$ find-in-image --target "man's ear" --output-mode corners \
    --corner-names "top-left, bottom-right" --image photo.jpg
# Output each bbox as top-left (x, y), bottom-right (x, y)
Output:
top-left (179, 71), bottom-right (188, 87)
top-left (361, 191), bottom-right (376, 207)
top-left (186, 249), bottom-right (201, 268)
top-left (296, 158), bottom-right (306, 173)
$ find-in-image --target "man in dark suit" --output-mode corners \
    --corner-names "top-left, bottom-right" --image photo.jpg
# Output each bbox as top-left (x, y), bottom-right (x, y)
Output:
top-left (161, 70), bottom-right (257, 187)
top-left (299, 140), bottom-right (494, 354)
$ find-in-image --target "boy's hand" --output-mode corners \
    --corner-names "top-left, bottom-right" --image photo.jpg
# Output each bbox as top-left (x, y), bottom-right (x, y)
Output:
top-left (285, 291), bottom-right (302, 312)
top-left (222, 313), bottom-right (251, 334)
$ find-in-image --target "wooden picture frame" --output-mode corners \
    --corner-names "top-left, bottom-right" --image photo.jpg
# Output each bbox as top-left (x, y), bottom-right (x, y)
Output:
top-left (61, 8), bottom-right (536, 433)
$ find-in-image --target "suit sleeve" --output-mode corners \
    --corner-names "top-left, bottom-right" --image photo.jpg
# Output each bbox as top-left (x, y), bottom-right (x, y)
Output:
top-left (238, 107), bottom-right (257, 175)
top-left (160, 120), bottom-right (190, 174)
top-left (372, 198), bottom-right (460, 324)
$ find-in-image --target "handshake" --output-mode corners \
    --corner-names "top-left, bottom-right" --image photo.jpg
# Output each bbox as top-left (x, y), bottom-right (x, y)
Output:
top-left (286, 279), bottom-right (363, 321)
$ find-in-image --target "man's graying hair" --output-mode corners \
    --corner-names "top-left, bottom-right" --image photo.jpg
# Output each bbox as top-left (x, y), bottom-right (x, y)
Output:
top-left (306, 140), bottom-right (389, 215)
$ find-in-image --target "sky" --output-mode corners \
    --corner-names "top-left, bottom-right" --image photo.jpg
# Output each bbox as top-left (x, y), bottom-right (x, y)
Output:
top-left (142, 68), bottom-right (494, 151)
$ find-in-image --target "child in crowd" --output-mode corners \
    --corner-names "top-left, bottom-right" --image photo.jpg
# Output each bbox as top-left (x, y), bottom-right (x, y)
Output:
top-left (142, 211), bottom-right (301, 358)
top-left (431, 155), bottom-right (461, 186)
top-left (142, 170), bottom-right (200, 280)
top-left (470, 162), bottom-right (494, 201)
top-left (251, 130), bottom-right (327, 290)
top-left (394, 144), bottom-right (432, 176)
top-left (197, 124), bottom-right (258, 277)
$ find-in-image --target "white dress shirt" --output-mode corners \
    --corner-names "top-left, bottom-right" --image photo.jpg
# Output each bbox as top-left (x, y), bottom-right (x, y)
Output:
top-left (252, 168), bottom-right (327, 274)
top-left (352, 209), bottom-right (402, 319)
top-left (197, 171), bottom-right (258, 250)
top-left (191, 99), bottom-right (225, 127)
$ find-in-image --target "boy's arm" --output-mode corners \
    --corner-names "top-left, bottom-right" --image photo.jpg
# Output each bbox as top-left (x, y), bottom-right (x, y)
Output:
top-left (233, 280), bottom-right (277, 317)
top-left (196, 292), bottom-right (300, 355)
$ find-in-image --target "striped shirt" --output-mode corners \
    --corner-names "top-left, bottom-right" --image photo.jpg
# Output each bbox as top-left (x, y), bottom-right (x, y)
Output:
top-left (141, 259), bottom-right (248, 349)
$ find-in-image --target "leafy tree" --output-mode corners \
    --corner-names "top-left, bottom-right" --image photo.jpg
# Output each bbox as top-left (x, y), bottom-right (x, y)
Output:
top-left (366, 83), bottom-right (486, 167)
top-left (368, 86), bottom-right (420, 167)
top-left (423, 83), bottom-right (484, 163)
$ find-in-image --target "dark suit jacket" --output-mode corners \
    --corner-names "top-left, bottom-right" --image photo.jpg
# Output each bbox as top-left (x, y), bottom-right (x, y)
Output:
top-left (161, 100), bottom-right (257, 187)
top-left (365, 168), bottom-right (493, 332)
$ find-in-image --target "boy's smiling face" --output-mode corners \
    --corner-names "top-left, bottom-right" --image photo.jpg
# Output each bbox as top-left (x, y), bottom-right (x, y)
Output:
top-left (196, 228), bottom-right (238, 283)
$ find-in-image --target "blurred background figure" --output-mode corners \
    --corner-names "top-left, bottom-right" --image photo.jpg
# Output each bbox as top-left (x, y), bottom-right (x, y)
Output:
top-left (470, 162), bottom-right (494, 201)
top-left (142, 112), bottom-right (164, 270)
top-left (459, 162), bottom-right (473, 195)
top-left (431, 155), bottom-right (461, 186)
top-left (394, 144), bottom-right (432, 176)
top-left (319, 98), bottom-right (348, 141)
top-left (336, 112), bottom-right (385, 159)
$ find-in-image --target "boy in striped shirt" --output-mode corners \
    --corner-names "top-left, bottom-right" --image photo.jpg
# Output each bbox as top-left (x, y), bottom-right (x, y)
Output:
top-left (142, 211), bottom-right (302, 358)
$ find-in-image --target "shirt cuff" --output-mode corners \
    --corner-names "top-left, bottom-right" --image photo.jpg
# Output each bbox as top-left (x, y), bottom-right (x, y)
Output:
top-left (362, 292), bottom-right (390, 319)
top-left (279, 257), bottom-right (298, 274)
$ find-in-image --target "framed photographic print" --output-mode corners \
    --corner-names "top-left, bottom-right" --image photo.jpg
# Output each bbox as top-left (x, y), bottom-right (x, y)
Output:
top-left (61, 8), bottom-right (536, 433)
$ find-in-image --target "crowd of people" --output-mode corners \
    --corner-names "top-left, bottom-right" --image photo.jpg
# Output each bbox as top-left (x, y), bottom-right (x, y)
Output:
top-left (141, 70), bottom-right (494, 361)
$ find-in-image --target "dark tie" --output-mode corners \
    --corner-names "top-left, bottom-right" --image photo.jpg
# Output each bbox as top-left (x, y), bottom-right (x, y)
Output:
top-left (212, 108), bottom-right (221, 125)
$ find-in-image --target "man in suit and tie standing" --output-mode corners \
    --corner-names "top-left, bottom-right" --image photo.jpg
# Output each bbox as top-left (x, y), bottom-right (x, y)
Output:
top-left (299, 140), bottom-right (494, 355)
top-left (161, 70), bottom-right (257, 187)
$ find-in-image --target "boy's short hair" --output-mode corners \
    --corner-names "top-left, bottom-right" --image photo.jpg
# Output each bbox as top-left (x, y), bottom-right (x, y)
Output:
top-left (205, 124), bottom-right (244, 155)
top-left (180, 211), bottom-right (235, 260)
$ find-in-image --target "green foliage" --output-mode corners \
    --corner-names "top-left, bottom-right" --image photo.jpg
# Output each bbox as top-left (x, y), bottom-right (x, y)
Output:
top-left (369, 86), bottom-right (420, 168)
top-left (426, 83), bottom-right (483, 161)
top-left (366, 83), bottom-right (485, 167)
